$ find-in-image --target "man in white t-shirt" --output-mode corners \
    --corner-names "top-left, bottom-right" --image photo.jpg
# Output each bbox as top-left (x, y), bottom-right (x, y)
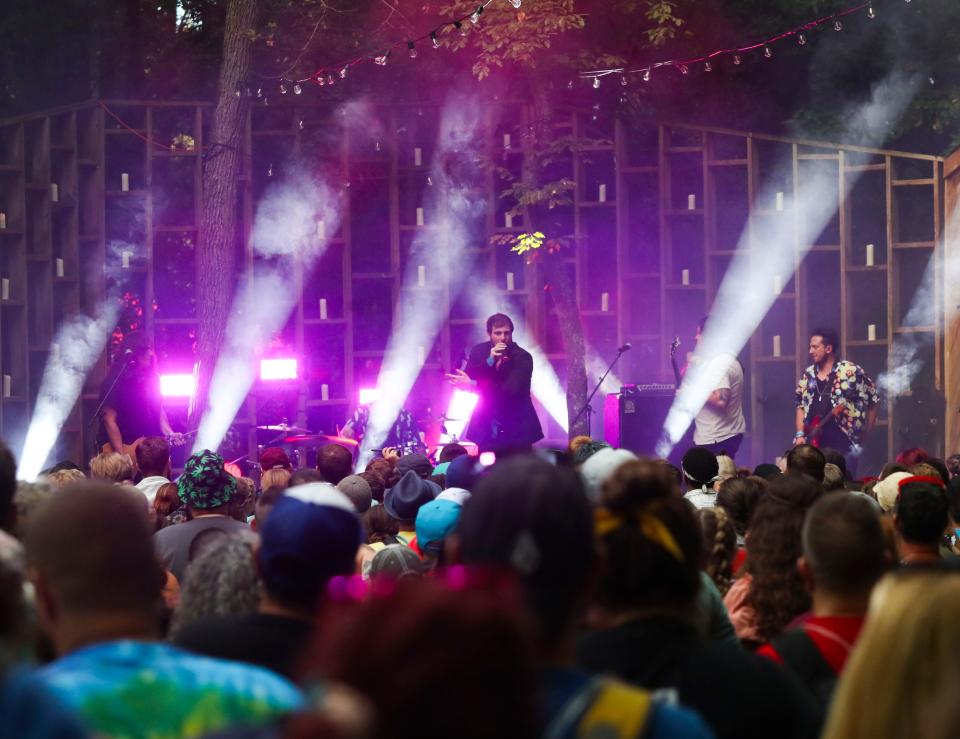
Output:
top-left (691, 317), bottom-right (746, 458)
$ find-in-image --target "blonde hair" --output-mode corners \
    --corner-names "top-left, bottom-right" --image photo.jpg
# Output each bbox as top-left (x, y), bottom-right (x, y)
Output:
top-left (259, 467), bottom-right (292, 491)
top-left (43, 468), bottom-right (86, 489)
top-left (89, 452), bottom-right (134, 483)
top-left (823, 572), bottom-right (960, 739)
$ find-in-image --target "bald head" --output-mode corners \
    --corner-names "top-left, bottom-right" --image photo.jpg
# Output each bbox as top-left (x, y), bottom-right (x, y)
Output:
top-left (26, 483), bottom-right (164, 616)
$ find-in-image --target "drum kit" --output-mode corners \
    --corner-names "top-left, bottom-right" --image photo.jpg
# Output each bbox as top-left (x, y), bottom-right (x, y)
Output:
top-left (254, 408), bottom-right (478, 469)
top-left (255, 422), bottom-right (359, 470)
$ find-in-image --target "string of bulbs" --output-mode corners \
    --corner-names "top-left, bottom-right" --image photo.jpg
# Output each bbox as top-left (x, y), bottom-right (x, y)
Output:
top-left (239, 0), bottom-right (910, 101)
top-left (243, 0), bottom-right (520, 99)
top-left (582, 0), bottom-right (905, 86)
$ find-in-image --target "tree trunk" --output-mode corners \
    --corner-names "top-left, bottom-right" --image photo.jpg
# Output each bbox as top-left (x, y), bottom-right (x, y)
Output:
top-left (190, 0), bottom-right (258, 429)
top-left (521, 73), bottom-right (590, 441)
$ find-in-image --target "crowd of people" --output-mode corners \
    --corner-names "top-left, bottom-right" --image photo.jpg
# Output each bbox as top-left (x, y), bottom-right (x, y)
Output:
top-left (1, 431), bottom-right (960, 738)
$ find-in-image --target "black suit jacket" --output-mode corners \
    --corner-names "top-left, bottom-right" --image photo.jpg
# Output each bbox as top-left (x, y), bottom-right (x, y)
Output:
top-left (464, 341), bottom-right (544, 449)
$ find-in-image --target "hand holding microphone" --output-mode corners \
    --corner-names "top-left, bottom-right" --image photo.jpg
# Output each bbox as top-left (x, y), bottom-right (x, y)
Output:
top-left (491, 342), bottom-right (509, 369)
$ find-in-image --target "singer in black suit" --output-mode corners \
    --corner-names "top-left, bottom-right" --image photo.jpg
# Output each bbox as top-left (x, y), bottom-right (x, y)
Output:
top-left (445, 313), bottom-right (544, 451)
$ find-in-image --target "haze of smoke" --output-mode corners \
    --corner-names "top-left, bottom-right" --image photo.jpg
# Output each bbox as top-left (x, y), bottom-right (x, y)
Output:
top-left (193, 173), bottom-right (342, 453)
top-left (17, 302), bottom-right (119, 480)
top-left (659, 70), bottom-right (922, 455)
top-left (358, 95), bottom-right (487, 465)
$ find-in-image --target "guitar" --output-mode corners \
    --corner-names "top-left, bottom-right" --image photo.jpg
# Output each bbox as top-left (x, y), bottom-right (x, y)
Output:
top-left (804, 404), bottom-right (844, 448)
top-left (670, 336), bottom-right (682, 385)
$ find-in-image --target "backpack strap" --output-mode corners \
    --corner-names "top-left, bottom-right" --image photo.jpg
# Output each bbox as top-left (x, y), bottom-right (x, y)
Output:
top-left (771, 628), bottom-right (838, 707)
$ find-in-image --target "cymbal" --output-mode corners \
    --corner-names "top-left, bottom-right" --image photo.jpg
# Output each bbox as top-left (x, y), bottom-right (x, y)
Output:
top-left (257, 423), bottom-right (312, 434)
top-left (283, 434), bottom-right (359, 448)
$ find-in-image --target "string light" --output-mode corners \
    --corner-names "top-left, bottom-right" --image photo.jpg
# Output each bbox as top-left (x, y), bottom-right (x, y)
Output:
top-left (508, 0), bottom-right (522, 7)
top-left (592, 77), bottom-right (600, 89)
top-left (620, 75), bottom-right (628, 85)
top-left (642, 69), bottom-right (651, 82)
top-left (293, 83), bottom-right (302, 95)
top-left (578, 0), bottom-right (875, 88)
top-left (455, 20), bottom-right (467, 36)
top-left (408, 41), bottom-right (418, 59)
top-left (470, 5), bottom-right (483, 23)
top-left (679, 63), bottom-right (690, 75)
top-left (374, 52), bottom-right (390, 66)
top-left (279, 82), bottom-right (288, 94)
top-left (339, 67), bottom-right (348, 79)
top-left (431, 31), bottom-right (440, 48)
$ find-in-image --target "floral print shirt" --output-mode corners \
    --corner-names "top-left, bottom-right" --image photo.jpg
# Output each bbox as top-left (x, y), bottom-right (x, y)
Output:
top-left (795, 360), bottom-right (879, 446)
top-left (348, 404), bottom-right (424, 455)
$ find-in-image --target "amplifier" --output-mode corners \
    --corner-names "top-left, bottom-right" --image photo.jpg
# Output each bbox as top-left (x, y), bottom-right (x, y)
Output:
top-left (615, 385), bottom-right (676, 456)
top-left (621, 383), bottom-right (677, 396)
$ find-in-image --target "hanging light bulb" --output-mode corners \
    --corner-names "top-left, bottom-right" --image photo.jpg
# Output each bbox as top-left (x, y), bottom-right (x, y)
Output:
top-left (293, 83), bottom-right (302, 95)
top-left (408, 41), bottom-right (418, 59)
top-left (867, 4), bottom-right (876, 18)
top-left (620, 75), bottom-right (628, 86)
top-left (642, 69), bottom-right (651, 82)
top-left (733, 55), bottom-right (742, 65)
top-left (279, 82), bottom-right (288, 95)
top-left (339, 67), bottom-right (348, 79)
top-left (256, 87), bottom-right (264, 98)
top-left (798, 33), bottom-right (807, 45)
top-left (267, 163), bottom-right (274, 177)
top-left (834, 18), bottom-right (843, 31)
top-left (678, 63), bottom-right (689, 75)
top-left (592, 77), bottom-right (600, 89)
top-left (298, 119), bottom-right (304, 130)
top-left (508, 0), bottom-right (522, 7)
top-left (455, 20), bottom-right (467, 36)
top-left (316, 75), bottom-right (325, 87)
top-left (326, 74), bottom-right (335, 86)
top-left (704, 61), bottom-right (712, 72)
top-left (431, 31), bottom-right (440, 48)
top-left (374, 52), bottom-right (390, 66)
top-left (470, 5), bottom-right (483, 23)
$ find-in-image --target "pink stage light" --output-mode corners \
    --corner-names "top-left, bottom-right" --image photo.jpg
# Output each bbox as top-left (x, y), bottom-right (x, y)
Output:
top-left (159, 373), bottom-right (195, 398)
top-left (440, 389), bottom-right (479, 442)
top-left (358, 387), bottom-right (380, 405)
top-left (260, 358), bottom-right (298, 381)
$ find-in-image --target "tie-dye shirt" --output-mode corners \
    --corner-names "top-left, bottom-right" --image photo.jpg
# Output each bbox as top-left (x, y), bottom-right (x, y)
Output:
top-left (38, 640), bottom-right (303, 739)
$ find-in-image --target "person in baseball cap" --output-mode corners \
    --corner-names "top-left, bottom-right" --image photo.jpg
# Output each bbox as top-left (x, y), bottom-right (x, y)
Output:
top-left (396, 453), bottom-right (434, 479)
top-left (173, 482), bottom-right (363, 679)
top-left (416, 498), bottom-right (464, 568)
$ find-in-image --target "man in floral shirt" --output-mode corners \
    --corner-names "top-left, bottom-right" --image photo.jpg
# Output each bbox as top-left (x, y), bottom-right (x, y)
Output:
top-left (794, 328), bottom-right (879, 478)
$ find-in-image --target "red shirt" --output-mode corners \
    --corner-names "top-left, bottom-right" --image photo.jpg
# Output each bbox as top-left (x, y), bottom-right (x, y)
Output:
top-left (757, 615), bottom-right (865, 674)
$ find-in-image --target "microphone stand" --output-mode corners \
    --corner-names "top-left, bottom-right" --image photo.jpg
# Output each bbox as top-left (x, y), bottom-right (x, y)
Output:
top-left (87, 358), bottom-right (133, 460)
top-left (570, 346), bottom-right (629, 436)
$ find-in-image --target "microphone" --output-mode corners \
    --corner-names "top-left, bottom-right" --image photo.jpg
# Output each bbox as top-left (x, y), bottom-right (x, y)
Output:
top-left (617, 342), bottom-right (632, 353)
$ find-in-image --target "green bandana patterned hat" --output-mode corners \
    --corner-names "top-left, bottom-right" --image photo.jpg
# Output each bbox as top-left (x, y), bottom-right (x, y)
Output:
top-left (178, 449), bottom-right (237, 509)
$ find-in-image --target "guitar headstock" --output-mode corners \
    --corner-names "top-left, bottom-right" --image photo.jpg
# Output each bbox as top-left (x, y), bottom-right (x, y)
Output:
top-left (670, 336), bottom-right (681, 357)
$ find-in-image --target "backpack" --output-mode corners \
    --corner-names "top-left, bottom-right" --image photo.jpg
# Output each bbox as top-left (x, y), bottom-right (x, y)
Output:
top-left (545, 676), bottom-right (654, 739)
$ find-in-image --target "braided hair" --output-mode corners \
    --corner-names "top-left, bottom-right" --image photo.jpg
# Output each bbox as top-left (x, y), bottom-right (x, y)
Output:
top-left (696, 507), bottom-right (737, 596)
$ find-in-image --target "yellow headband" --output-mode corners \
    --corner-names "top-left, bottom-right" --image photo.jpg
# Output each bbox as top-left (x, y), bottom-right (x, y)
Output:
top-left (594, 506), bottom-right (685, 563)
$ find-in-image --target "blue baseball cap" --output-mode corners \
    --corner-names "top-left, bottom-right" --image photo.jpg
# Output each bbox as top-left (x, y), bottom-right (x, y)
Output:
top-left (415, 498), bottom-right (463, 552)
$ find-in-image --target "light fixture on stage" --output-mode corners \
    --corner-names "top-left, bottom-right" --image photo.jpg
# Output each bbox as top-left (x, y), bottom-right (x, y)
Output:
top-left (160, 373), bottom-right (195, 398)
top-left (260, 358), bottom-right (298, 381)
top-left (440, 389), bottom-right (479, 442)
